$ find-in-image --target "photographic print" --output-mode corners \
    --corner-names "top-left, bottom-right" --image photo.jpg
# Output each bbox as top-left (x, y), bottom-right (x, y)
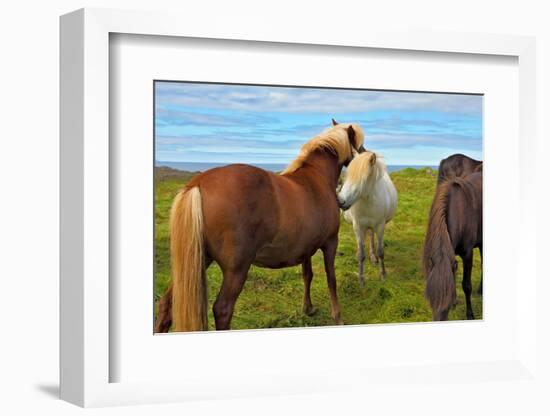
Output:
top-left (153, 82), bottom-right (483, 332)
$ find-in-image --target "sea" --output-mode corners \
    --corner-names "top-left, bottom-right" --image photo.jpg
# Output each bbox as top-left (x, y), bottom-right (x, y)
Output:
top-left (156, 161), bottom-right (437, 173)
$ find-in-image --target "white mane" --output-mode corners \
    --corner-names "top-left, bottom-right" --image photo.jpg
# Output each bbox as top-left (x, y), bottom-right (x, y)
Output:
top-left (342, 151), bottom-right (388, 198)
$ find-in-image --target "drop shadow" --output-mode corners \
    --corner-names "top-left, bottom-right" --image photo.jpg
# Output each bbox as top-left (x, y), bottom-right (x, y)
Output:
top-left (34, 383), bottom-right (59, 399)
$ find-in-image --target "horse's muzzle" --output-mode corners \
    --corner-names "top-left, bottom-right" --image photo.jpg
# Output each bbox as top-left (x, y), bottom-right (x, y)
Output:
top-left (337, 195), bottom-right (352, 211)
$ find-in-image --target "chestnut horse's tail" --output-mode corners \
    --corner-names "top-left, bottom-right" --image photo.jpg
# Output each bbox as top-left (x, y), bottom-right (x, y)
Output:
top-left (423, 181), bottom-right (456, 320)
top-left (170, 186), bottom-right (208, 332)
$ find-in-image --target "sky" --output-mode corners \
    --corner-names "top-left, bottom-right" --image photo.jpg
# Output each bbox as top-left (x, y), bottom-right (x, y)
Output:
top-left (155, 82), bottom-right (483, 166)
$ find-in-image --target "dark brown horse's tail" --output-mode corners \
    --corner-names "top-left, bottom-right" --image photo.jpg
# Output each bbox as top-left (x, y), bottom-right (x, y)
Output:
top-left (423, 181), bottom-right (456, 320)
top-left (170, 186), bottom-right (208, 332)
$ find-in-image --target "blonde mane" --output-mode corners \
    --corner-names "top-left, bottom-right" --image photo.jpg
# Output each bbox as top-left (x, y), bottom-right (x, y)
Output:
top-left (345, 151), bottom-right (387, 189)
top-left (281, 123), bottom-right (365, 175)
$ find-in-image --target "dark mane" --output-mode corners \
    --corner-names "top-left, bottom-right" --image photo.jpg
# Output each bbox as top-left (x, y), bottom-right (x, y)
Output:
top-left (423, 180), bottom-right (457, 315)
top-left (423, 172), bottom-right (482, 320)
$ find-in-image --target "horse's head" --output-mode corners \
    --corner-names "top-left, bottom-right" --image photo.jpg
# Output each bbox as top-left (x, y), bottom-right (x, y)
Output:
top-left (337, 151), bottom-right (380, 210)
top-left (331, 118), bottom-right (366, 167)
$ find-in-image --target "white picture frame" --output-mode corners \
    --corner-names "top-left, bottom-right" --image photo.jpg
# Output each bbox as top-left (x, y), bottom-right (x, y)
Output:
top-left (60, 7), bottom-right (537, 408)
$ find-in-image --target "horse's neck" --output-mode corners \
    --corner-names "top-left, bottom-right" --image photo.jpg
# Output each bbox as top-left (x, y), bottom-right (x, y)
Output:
top-left (285, 150), bottom-right (341, 189)
top-left (299, 151), bottom-right (342, 188)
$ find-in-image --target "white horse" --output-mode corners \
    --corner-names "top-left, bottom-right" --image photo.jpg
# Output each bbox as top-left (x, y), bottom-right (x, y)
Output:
top-left (337, 151), bottom-right (398, 285)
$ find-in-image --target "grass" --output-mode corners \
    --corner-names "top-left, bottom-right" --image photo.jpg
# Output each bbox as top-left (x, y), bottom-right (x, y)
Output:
top-left (154, 166), bottom-right (482, 330)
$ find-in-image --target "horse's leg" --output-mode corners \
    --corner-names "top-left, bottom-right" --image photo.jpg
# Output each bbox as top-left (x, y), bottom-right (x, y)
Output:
top-left (375, 224), bottom-right (387, 281)
top-left (462, 252), bottom-right (475, 320)
top-left (367, 229), bottom-right (378, 264)
top-left (322, 237), bottom-right (344, 325)
top-left (476, 245), bottom-right (483, 295)
top-left (302, 257), bottom-right (317, 316)
top-left (154, 283), bottom-right (173, 333)
top-left (213, 265), bottom-right (250, 330)
top-left (352, 222), bottom-right (366, 287)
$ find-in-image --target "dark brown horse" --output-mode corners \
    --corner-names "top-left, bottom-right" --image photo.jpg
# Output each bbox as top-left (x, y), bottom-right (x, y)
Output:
top-left (436, 153), bottom-right (483, 295)
top-left (437, 153), bottom-right (482, 184)
top-left (423, 171), bottom-right (482, 321)
top-left (155, 121), bottom-right (366, 332)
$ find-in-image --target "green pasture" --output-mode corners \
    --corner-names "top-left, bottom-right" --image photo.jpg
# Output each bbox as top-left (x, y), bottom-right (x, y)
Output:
top-left (154, 166), bottom-right (483, 330)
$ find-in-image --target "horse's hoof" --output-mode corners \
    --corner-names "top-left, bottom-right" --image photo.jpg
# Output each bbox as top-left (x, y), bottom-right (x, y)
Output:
top-left (334, 318), bottom-right (344, 325)
top-left (380, 273), bottom-right (387, 281)
top-left (369, 255), bottom-right (379, 264)
top-left (303, 305), bottom-right (318, 316)
top-left (359, 278), bottom-right (365, 288)
top-left (467, 313), bottom-right (475, 320)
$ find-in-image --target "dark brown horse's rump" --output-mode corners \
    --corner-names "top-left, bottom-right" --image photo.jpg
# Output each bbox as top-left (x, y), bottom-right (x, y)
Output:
top-left (437, 153), bottom-right (482, 184)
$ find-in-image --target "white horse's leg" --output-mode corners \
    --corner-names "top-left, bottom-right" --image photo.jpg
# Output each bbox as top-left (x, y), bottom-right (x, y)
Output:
top-left (366, 228), bottom-right (378, 264)
top-left (353, 221), bottom-right (366, 287)
top-left (375, 223), bottom-right (387, 280)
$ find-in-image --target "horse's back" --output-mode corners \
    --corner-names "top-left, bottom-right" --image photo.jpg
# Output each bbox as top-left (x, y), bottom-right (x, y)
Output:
top-left (190, 163), bottom-right (279, 217)
top-left (189, 163), bottom-right (273, 188)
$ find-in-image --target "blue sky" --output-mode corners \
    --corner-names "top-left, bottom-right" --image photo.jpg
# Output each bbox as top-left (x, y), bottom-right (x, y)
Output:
top-left (155, 82), bottom-right (482, 166)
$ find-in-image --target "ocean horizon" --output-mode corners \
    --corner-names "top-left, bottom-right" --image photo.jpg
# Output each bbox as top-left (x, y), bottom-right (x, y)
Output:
top-left (156, 161), bottom-right (438, 173)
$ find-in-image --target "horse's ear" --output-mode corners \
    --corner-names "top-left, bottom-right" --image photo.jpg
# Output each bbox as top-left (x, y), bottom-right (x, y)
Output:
top-left (370, 153), bottom-right (377, 166)
top-left (332, 118), bottom-right (338, 126)
top-left (347, 125), bottom-right (357, 148)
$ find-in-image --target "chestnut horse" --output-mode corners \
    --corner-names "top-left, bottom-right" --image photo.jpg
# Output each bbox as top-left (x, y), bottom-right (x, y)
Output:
top-left (155, 121), bottom-right (366, 332)
top-left (423, 171), bottom-right (482, 321)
